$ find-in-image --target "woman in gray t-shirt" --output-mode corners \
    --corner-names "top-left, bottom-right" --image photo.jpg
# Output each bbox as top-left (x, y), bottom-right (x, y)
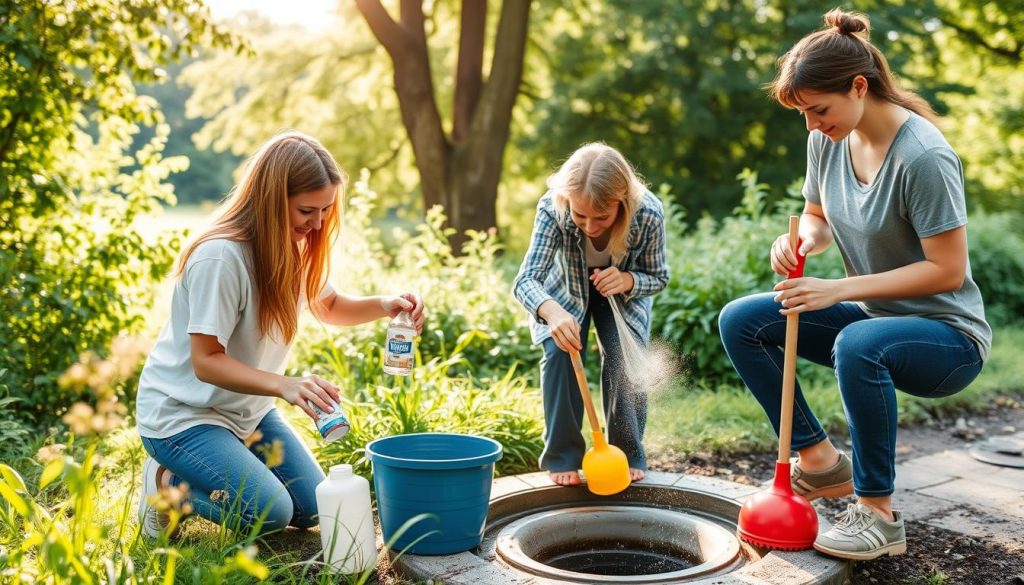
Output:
top-left (719, 8), bottom-right (990, 561)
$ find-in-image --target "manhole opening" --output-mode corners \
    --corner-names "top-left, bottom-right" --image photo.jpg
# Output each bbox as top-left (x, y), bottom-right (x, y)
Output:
top-left (535, 537), bottom-right (700, 575)
top-left (496, 505), bottom-right (741, 583)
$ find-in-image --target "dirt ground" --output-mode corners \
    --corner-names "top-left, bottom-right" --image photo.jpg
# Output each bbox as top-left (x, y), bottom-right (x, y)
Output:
top-left (649, 394), bottom-right (1024, 585)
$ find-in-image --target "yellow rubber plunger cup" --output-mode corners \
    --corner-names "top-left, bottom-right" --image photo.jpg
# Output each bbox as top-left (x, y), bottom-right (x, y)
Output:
top-left (569, 349), bottom-right (631, 496)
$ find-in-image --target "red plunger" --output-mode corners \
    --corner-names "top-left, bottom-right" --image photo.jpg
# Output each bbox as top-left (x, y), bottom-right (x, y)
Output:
top-left (737, 215), bottom-right (818, 550)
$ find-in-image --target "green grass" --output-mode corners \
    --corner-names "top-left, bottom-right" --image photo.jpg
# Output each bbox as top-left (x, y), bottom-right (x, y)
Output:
top-left (645, 325), bottom-right (1024, 456)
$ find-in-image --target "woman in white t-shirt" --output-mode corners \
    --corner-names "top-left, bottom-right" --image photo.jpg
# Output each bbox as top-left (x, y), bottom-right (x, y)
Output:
top-left (135, 131), bottom-right (424, 538)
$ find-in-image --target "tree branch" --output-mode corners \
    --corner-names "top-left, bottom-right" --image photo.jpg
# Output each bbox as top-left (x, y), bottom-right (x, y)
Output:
top-left (453, 0), bottom-right (486, 143)
top-left (354, 0), bottom-right (406, 55)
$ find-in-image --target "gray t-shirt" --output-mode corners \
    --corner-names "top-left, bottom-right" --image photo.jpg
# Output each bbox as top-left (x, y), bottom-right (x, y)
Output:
top-left (803, 112), bottom-right (992, 360)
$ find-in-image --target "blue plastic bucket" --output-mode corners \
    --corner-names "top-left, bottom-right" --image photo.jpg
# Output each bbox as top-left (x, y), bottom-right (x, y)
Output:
top-left (365, 433), bottom-right (503, 555)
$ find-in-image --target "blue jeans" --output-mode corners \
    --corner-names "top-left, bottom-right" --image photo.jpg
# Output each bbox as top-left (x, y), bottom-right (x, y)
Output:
top-left (140, 408), bottom-right (324, 535)
top-left (719, 292), bottom-right (983, 497)
top-left (539, 282), bottom-right (648, 472)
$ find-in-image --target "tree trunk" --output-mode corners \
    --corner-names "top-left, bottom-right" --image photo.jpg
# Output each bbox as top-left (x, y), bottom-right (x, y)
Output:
top-left (446, 0), bottom-right (531, 249)
top-left (355, 0), bottom-right (532, 251)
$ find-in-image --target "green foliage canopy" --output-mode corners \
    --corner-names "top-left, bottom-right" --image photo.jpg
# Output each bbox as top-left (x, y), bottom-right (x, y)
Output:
top-left (519, 1), bottom-right (952, 218)
top-left (0, 1), bottom-right (238, 420)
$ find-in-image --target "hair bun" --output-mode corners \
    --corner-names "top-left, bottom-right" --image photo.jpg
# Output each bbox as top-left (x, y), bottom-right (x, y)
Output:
top-left (824, 8), bottom-right (870, 39)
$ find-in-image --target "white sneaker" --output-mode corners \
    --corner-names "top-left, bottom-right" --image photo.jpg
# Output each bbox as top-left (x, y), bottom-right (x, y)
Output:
top-left (137, 457), bottom-right (173, 538)
top-left (814, 503), bottom-right (907, 560)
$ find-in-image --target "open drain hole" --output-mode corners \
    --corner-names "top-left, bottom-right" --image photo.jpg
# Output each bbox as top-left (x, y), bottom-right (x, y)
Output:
top-left (536, 537), bottom-right (700, 575)
top-left (496, 506), bottom-right (741, 583)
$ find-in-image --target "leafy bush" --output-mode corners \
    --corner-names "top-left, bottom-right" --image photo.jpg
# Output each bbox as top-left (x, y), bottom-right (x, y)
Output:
top-left (0, 123), bottom-right (182, 422)
top-left (967, 211), bottom-right (1024, 325)
top-left (0, 371), bottom-right (33, 464)
top-left (1, 0), bottom-right (237, 423)
top-left (652, 170), bottom-right (846, 383)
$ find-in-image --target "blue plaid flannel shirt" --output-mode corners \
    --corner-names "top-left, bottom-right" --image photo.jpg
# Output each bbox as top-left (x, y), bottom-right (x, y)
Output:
top-left (512, 189), bottom-right (669, 346)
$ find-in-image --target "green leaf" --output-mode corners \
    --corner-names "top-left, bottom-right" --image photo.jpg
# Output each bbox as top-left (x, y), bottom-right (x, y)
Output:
top-left (0, 479), bottom-right (29, 518)
top-left (38, 457), bottom-right (65, 491)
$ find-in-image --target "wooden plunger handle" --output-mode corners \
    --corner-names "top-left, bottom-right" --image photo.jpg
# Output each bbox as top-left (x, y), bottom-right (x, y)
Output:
top-left (569, 349), bottom-right (603, 434)
top-left (778, 215), bottom-right (802, 463)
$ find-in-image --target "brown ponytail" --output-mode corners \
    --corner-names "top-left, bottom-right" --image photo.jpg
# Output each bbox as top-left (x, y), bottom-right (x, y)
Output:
top-left (768, 8), bottom-right (937, 123)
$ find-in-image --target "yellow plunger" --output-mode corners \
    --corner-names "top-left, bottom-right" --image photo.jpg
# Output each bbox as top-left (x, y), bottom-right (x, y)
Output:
top-left (569, 349), bottom-right (631, 495)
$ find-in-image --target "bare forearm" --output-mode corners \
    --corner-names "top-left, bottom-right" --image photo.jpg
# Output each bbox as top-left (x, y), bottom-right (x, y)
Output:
top-left (320, 293), bottom-right (389, 326)
top-left (799, 212), bottom-right (833, 256)
top-left (838, 261), bottom-right (963, 302)
top-left (193, 352), bottom-right (283, 398)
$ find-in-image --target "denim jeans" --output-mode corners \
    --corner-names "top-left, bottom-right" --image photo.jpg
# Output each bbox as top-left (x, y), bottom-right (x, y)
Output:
top-left (140, 408), bottom-right (325, 535)
top-left (539, 282), bottom-right (648, 472)
top-left (719, 292), bottom-right (983, 497)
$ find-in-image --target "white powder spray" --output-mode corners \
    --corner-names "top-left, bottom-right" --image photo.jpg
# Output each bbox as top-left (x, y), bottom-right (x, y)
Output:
top-left (608, 296), bottom-right (681, 393)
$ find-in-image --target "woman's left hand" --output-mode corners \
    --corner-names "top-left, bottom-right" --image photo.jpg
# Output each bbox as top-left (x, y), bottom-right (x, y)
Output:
top-left (382, 293), bottom-right (425, 334)
top-left (590, 267), bottom-right (634, 297)
top-left (773, 277), bottom-right (842, 315)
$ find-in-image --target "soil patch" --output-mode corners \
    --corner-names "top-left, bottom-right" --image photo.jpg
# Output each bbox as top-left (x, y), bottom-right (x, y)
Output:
top-left (649, 394), bottom-right (1024, 585)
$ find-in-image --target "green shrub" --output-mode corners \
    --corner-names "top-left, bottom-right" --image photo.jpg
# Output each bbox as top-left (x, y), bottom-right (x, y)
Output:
top-left (0, 371), bottom-right (33, 464)
top-left (0, 123), bottom-right (181, 422)
top-left (967, 211), bottom-right (1024, 325)
top-left (0, 0), bottom-right (237, 424)
top-left (652, 171), bottom-right (846, 383)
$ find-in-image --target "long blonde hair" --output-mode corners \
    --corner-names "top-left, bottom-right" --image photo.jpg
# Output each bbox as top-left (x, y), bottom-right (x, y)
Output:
top-left (548, 143), bottom-right (646, 265)
top-left (177, 131), bottom-right (345, 343)
top-left (768, 8), bottom-right (937, 122)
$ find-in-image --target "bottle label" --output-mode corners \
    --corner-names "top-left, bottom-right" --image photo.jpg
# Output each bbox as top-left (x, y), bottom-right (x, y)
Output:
top-left (388, 339), bottom-right (412, 354)
top-left (310, 399), bottom-right (350, 442)
top-left (384, 327), bottom-right (415, 374)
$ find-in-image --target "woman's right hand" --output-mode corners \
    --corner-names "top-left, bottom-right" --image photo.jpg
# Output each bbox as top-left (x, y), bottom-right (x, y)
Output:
top-left (277, 374), bottom-right (341, 421)
top-left (770, 232), bottom-right (815, 276)
top-left (539, 300), bottom-right (582, 352)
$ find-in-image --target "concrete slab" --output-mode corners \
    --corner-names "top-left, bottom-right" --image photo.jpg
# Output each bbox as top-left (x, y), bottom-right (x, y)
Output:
top-left (894, 460), bottom-right (957, 491)
top-left (672, 474), bottom-right (762, 500)
top-left (491, 475), bottom-right (534, 499)
top-left (918, 478), bottom-right (1024, 518)
top-left (985, 466), bottom-right (1024, 490)
top-left (891, 488), bottom-right (959, 521)
top-left (908, 450), bottom-right (1001, 477)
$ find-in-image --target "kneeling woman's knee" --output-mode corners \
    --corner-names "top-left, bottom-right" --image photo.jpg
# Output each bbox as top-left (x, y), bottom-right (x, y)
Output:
top-left (244, 486), bottom-right (295, 535)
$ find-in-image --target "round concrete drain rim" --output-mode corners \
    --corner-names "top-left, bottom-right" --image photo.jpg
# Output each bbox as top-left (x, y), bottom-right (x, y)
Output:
top-left (495, 505), bottom-right (741, 583)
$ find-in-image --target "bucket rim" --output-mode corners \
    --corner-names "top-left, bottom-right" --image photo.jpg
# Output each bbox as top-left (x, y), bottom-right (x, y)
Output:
top-left (365, 432), bottom-right (503, 467)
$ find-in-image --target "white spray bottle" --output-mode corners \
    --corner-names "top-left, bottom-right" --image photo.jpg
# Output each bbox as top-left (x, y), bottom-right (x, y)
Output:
top-left (315, 464), bottom-right (377, 574)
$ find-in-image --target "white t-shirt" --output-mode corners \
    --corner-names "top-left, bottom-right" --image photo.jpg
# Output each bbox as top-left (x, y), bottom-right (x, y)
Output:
top-left (136, 239), bottom-right (332, 439)
top-left (585, 236), bottom-right (611, 268)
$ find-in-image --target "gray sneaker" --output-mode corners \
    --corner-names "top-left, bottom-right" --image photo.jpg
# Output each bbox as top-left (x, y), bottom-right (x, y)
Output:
top-left (814, 503), bottom-right (907, 560)
top-left (791, 451), bottom-right (854, 500)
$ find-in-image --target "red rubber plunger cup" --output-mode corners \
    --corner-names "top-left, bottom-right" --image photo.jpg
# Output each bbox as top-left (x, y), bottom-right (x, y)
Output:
top-left (737, 215), bottom-right (818, 550)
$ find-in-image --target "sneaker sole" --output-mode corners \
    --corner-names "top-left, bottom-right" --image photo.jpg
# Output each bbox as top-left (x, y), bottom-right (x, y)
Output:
top-left (800, 479), bottom-right (854, 501)
top-left (814, 539), bottom-right (907, 560)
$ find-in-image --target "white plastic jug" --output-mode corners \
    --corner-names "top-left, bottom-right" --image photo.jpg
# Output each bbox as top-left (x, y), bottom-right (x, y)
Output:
top-left (315, 464), bottom-right (377, 574)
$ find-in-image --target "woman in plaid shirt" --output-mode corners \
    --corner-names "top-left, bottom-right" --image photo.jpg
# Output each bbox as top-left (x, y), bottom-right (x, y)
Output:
top-left (512, 143), bottom-right (669, 486)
